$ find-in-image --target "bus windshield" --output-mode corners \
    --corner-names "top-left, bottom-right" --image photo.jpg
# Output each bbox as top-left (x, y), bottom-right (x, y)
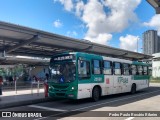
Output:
top-left (50, 62), bottom-right (76, 83)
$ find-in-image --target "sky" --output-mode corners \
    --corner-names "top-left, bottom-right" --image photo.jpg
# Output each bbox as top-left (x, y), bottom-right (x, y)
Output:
top-left (0, 0), bottom-right (159, 53)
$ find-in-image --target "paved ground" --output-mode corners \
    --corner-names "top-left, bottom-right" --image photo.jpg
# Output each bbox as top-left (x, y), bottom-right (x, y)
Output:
top-left (0, 88), bottom-right (51, 109)
top-left (2, 82), bottom-right (44, 92)
top-left (0, 83), bottom-right (160, 120)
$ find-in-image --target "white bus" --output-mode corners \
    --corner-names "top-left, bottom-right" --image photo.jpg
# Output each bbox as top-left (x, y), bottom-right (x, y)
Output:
top-left (48, 52), bottom-right (150, 101)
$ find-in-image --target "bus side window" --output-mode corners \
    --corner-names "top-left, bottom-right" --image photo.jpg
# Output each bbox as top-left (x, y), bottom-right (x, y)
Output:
top-left (92, 60), bottom-right (101, 75)
top-left (78, 60), bottom-right (90, 79)
top-left (123, 63), bottom-right (130, 75)
top-left (103, 61), bottom-right (112, 75)
top-left (143, 66), bottom-right (148, 75)
top-left (131, 65), bottom-right (137, 75)
top-left (114, 62), bottom-right (121, 75)
top-left (138, 65), bottom-right (143, 75)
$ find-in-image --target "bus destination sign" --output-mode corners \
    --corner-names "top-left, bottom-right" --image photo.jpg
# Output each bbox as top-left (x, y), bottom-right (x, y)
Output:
top-left (53, 55), bottom-right (74, 61)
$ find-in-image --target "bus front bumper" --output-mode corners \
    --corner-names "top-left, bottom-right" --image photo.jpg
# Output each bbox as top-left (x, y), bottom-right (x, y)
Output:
top-left (48, 90), bottom-right (77, 99)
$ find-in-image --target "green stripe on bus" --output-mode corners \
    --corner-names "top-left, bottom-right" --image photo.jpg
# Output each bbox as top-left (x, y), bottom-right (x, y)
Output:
top-left (132, 61), bottom-right (151, 66)
top-left (133, 75), bottom-right (150, 80)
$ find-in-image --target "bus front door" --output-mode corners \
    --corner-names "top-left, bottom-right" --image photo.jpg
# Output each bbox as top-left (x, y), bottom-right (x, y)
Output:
top-left (77, 60), bottom-right (91, 99)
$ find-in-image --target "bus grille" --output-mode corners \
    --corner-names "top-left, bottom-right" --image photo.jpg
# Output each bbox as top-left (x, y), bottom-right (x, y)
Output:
top-left (52, 85), bottom-right (68, 89)
top-left (56, 93), bottom-right (65, 96)
top-left (55, 89), bottom-right (67, 92)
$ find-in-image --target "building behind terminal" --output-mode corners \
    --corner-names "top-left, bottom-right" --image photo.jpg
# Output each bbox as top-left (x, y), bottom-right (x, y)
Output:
top-left (143, 30), bottom-right (160, 55)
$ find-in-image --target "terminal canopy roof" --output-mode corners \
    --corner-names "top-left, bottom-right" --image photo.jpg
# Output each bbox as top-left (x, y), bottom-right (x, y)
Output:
top-left (0, 21), bottom-right (152, 63)
top-left (147, 0), bottom-right (160, 14)
top-left (147, 0), bottom-right (160, 7)
top-left (0, 56), bottom-right (49, 65)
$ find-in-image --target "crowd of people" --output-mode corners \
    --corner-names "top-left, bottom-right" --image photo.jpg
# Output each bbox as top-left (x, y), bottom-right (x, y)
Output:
top-left (0, 73), bottom-right (49, 86)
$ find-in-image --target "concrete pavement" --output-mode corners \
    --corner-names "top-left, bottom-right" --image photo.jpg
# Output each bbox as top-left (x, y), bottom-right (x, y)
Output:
top-left (0, 88), bottom-right (52, 109)
top-left (0, 83), bottom-right (159, 120)
top-left (0, 84), bottom-right (160, 120)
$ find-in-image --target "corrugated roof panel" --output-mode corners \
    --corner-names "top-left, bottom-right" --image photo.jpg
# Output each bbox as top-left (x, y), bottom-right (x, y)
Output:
top-left (0, 21), bottom-right (152, 61)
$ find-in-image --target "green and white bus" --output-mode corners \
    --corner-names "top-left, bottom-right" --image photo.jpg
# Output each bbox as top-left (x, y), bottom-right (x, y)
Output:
top-left (48, 52), bottom-right (150, 101)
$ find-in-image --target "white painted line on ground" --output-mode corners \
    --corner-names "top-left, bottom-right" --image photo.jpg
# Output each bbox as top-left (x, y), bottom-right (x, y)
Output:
top-left (28, 105), bottom-right (66, 111)
top-left (72, 89), bottom-right (160, 111)
top-left (125, 117), bottom-right (135, 120)
top-left (34, 89), bottom-right (160, 120)
top-left (34, 117), bottom-right (48, 120)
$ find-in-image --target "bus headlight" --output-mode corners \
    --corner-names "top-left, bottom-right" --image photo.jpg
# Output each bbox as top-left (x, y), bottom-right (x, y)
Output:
top-left (49, 86), bottom-right (54, 90)
top-left (70, 87), bottom-right (75, 91)
top-left (71, 87), bottom-right (74, 90)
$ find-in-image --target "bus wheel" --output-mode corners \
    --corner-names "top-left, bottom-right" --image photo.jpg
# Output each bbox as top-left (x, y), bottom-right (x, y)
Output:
top-left (131, 84), bottom-right (136, 94)
top-left (92, 87), bottom-right (100, 102)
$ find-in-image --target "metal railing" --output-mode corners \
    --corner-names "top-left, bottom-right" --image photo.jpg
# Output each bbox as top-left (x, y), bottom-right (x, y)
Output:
top-left (2, 80), bottom-right (45, 96)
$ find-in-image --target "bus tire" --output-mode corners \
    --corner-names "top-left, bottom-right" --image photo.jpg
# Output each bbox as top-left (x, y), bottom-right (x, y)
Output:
top-left (92, 87), bottom-right (100, 102)
top-left (131, 84), bottom-right (136, 94)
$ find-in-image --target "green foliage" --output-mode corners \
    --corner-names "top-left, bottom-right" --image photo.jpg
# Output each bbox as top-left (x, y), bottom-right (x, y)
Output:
top-left (150, 76), bottom-right (160, 80)
top-left (0, 65), bottom-right (24, 77)
top-left (0, 68), bottom-right (5, 76)
top-left (150, 76), bottom-right (160, 83)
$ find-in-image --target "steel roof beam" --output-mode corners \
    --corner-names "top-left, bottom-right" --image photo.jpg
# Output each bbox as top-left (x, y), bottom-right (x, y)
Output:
top-left (8, 50), bottom-right (61, 58)
top-left (5, 35), bottom-right (40, 53)
top-left (147, 0), bottom-right (160, 14)
top-left (147, 0), bottom-right (160, 7)
top-left (0, 36), bottom-right (82, 52)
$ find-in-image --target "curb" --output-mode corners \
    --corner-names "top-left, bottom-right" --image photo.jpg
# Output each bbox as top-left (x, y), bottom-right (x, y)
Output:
top-left (0, 97), bottom-right (54, 109)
